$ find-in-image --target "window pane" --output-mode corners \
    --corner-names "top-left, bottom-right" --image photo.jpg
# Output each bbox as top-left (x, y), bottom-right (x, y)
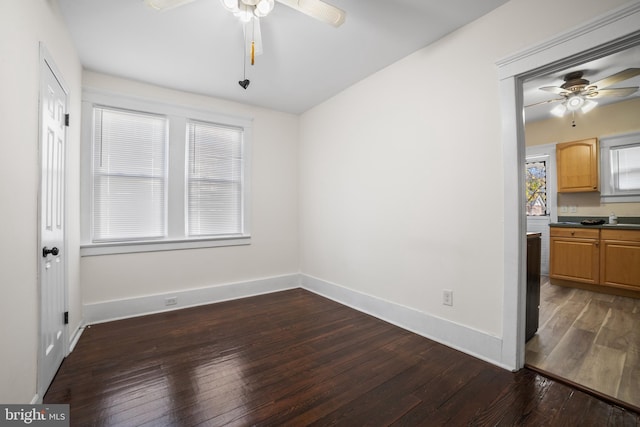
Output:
top-left (612, 145), bottom-right (640, 191)
top-left (187, 121), bottom-right (243, 237)
top-left (93, 107), bottom-right (167, 241)
top-left (526, 160), bottom-right (547, 216)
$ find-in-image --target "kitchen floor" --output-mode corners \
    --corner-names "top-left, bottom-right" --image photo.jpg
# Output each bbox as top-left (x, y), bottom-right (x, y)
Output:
top-left (525, 276), bottom-right (640, 410)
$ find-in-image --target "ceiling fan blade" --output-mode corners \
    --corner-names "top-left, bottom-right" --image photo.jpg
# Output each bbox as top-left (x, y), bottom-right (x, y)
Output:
top-left (276, 0), bottom-right (346, 27)
top-left (539, 86), bottom-right (571, 95)
top-left (144, 0), bottom-right (197, 11)
top-left (588, 87), bottom-right (639, 98)
top-left (590, 68), bottom-right (640, 89)
top-left (525, 98), bottom-right (563, 108)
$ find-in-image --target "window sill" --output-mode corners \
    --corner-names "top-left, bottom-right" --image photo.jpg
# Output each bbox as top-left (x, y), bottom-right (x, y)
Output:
top-left (600, 194), bottom-right (640, 203)
top-left (80, 235), bottom-right (251, 256)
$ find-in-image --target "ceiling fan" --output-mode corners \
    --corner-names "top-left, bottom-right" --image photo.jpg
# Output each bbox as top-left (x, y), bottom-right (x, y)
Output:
top-left (144, 0), bottom-right (346, 64)
top-left (526, 68), bottom-right (640, 118)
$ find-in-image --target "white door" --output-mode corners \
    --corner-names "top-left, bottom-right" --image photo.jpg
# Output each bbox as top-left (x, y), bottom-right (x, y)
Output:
top-left (38, 48), bottom-right (68, 398)
top-left (525, 144), bottom-right (558, 276)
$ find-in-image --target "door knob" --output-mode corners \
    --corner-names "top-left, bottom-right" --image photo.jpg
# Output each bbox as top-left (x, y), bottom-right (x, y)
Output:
top-left (43, 246), bottom-right (59, 257)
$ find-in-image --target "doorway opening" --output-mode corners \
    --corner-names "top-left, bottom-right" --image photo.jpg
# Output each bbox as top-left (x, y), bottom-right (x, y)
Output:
top-left (514, 21), bottom-right (640, 412)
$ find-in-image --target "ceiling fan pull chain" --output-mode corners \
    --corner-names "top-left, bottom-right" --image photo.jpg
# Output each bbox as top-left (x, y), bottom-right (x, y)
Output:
top-left (251, 19), bottom-right (256, 66)
top-left (238, 22), bottom-right (250, 90)
top-left (251, 41), bottom-right (255, 65)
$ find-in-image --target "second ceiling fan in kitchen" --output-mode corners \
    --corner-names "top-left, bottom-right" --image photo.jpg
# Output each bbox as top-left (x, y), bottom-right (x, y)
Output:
top-left (526, 68), bottom-right (640, 125)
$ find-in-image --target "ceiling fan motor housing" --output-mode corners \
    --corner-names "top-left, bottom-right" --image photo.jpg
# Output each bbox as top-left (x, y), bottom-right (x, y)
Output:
top-left (561, 71), bottom-right (590, 92)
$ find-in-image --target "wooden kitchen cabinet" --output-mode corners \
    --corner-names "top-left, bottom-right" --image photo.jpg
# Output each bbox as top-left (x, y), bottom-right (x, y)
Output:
top-left (556, 138), bottom-right (599, 192)
top-left (600, 229), bottom-right (640, 292)
top-left (549, 227), bottom-right (600, 284)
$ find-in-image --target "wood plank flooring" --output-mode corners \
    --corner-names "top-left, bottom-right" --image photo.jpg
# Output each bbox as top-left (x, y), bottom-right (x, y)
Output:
top-left (526, 276), bottom-right (640, 410)
top-left (45, 289), bottom-right (640, 426)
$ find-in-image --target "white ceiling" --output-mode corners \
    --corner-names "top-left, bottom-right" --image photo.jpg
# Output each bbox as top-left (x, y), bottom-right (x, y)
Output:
top-left (58, 0), bottom-right (508, 114)
top-left (523, 44), bottom-right (640, 123)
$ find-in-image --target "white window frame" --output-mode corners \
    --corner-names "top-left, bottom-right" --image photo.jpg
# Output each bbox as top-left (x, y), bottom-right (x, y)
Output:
top-left (80, 89), bottom-right (252, 256)
top-left (600, 131), bottom-right (640, 203)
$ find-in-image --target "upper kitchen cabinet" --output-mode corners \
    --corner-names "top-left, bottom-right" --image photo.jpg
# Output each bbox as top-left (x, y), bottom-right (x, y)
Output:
top-left (556, 138), bottom-right (599, 192)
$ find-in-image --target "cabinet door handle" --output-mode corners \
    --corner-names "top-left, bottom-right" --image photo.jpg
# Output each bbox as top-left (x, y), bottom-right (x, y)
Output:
top-left (595, 242), bottom-right (599, 247)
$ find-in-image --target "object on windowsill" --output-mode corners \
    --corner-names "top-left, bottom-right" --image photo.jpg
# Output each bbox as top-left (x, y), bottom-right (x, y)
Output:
top-left (580, 219), bottom-right (605, 225)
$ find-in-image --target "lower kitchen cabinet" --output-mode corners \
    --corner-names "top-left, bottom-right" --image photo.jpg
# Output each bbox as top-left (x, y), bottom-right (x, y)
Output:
top-left (549, 227), bottom-right (600, 285)
top-left (600, 229), bottom-right (640, 292)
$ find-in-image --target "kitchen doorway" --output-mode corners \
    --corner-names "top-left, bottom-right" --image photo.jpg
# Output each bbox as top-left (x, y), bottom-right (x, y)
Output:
top-left (520, 41), bottom-right (640, 411)
top-left (496, 0), bottom-right (640, 408)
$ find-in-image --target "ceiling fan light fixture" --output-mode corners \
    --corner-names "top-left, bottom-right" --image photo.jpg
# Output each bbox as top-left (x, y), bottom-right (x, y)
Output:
top-left (581, 99), bottom-right (598, 114)
top-left (255, 0), bottom-right (274, 16)
top-left (565, 94), bottom-right (584, 111)
top-left (550, 103), bottom-right (567, 117)
top-left (221, 0), bottom-right (239, 12)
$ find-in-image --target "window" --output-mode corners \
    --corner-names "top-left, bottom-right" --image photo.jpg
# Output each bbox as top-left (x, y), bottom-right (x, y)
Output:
top-left (93, 107), bottom-right (167, 241)
top-left (81, 91), bottom-right (251, 255)
top-left (525, 160), bottom-right (548, 216)
top-left (186, 121), bottom-right (244, 237)
top-left (601, 132), bottom-right (640, 203)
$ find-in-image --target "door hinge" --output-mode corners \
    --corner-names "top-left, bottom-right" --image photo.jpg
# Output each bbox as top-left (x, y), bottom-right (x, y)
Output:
top-left (64, 113), bottom-right (70, 127)
top-left (64, 311), bottom-right (69, 325)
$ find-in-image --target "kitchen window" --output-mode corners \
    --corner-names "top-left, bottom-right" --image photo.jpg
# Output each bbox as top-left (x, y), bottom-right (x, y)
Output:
top-left (80, 91), bottom-right (252, 255)
top-left (601, 132), bottom-right (640, 203)
top-left (526, 160), bottom-right (548, 216)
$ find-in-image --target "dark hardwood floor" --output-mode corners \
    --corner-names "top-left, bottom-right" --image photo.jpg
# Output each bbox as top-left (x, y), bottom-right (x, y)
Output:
top-left (45, 289), bottom-right (640, 426)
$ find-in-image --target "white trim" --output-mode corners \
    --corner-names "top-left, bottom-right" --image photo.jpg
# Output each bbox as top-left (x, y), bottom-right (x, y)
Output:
top-left (81, 235), bottom-right (251, 256)
top-left (31, 394), bottom-right (41, 405)
top-left (82, 273), bottom-right (512, 370)
top-left (68, 324), bottom-right (85, 353)
top-left (498, 2), bottom-right (640, 370)
top-left (84, 274), bottom-right (300, 324)
top-left (300, 275), bottom-right (509, 370)
top-left (496, 2), bottom-right (640, 78)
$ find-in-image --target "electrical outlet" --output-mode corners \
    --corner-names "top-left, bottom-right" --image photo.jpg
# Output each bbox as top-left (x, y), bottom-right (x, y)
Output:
top-left (560, 206), bottom-right (568, 213)
top-left (569, 205), bottom-right (577, 213)
top-left (442, 290), bottom-right (453, 306)
top-left (165, 297), bottom-right (177, 306)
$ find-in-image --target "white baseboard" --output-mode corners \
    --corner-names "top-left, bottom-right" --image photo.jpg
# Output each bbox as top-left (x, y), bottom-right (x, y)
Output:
top-left (81, 272), bottom-right (507, 369)
top-left (84, 274), bottom-right (300, 324)
top-left (300, 274), bottom-right (508, 369)
top-left (68, 324), bottom-right (85, 354)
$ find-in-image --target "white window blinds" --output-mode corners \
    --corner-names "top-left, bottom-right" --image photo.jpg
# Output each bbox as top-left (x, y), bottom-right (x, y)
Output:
top-left (92, 107), bottom-right (167, 241)
top-left (611, 144), bottom-right (640, 191)
top-left (187, 121), bottom-right (244, 237)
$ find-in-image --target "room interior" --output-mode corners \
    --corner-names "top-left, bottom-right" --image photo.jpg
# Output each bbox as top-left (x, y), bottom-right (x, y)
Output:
top-left (1, 0), bottom-right (639, 417)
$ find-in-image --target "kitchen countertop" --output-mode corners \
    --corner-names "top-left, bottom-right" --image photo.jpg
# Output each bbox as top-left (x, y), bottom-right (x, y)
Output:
top-left (550, 222), bottom-right (640, 230)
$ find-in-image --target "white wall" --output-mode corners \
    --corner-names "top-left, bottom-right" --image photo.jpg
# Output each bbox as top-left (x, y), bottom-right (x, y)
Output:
top-left (0, 0), bottom-right (82, 403)
top-left (80, 72), bottom-right (299, 305)
top-left (299, 0), bottom-right (629, 354)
